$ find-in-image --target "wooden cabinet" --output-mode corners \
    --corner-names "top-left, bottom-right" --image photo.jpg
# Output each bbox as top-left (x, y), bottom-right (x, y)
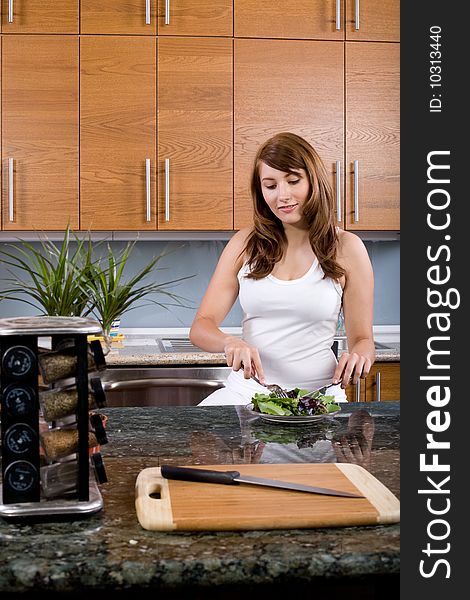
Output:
top-left (1, 0), bottom-right (78, 33)
top-left (1, 36), bottom-right (79, 230)
top-left (234, 39), bottom-right (399, 232)
top-left (234, 1), bottom-right (399, 42)
top-left (234, 0), bottom-right (344, 40)
top-left (80, 0), bottom-right (157, 35)
top-left (234, 39), bottom-right (344, 229)
top-left (158, 37), bottom-right (233, 230)
top-left (0, 2), bottom-right (399, 233)
top-left (345, 362), bottom-right (400, 402)
top-left (345, 0), bottom-right (399, 42)
top-left (345, 42), bottom-right (399, 230)
top-left (364, 362), bottom-right (400, 402)
top-left (80, 36), bottom-right (156, 230)
top-left (157, 1), bottom-right (232, 36)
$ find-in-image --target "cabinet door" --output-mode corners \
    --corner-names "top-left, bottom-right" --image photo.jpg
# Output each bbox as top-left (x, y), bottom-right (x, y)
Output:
top-left (80, 36), bottom-right (156, 230)
top-left (81, 0), bottom-right (157, 35)
top-left (2, 36), bottom-right (79, 230)
top-left (345, 42), bottom-right (399, 230)
top-left (345, 0), bottom-right (399, 42)
top-left (1, 0), bottom-right (78, 33)
top-left (365, 362), bottom-right (400, 402)
top-left (158, 0), bottom-right (232, 36)
top-left (345, 380), bottom-right (365, 403)
top-left (235, 0), bottom-right (345, 40)
top-left (234, 39), bottom-right (344, 229)
top-left (158, 37), bottom-right (233, 230)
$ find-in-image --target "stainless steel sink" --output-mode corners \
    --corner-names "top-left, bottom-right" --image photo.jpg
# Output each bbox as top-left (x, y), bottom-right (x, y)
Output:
top-left (101, 366), bottom-right (231, 407)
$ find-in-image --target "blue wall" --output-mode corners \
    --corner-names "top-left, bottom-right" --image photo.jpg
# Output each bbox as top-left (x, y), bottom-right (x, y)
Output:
top-left (0, 239), bottom-right (399, 327)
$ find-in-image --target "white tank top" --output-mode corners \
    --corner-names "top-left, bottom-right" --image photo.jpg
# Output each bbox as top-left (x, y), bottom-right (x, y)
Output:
top-left (226, 258), bottom-right (345, 400)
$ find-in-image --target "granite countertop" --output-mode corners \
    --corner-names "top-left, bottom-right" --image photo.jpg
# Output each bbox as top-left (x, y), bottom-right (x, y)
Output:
top-left (104, 337), bottom-right (400, 368)
top-left (0, 402), bottom-right (400, 597)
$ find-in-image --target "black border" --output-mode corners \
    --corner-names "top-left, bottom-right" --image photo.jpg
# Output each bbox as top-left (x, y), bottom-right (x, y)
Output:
top-left (401, 2), bottom-right (466, 596)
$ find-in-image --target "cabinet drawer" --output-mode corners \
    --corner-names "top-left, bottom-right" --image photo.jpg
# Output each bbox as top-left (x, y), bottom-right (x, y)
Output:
top-left (345, 380), bottom-right (365, 403)
top-left (365, 362), bottom-right (400, 402)
top-left (1, 0), bottom-right (78, 33)
top-left (235, 0), bottom-right (344, 40)
top-left (81, 0), bottom-right (157, 35)
top-left (158, 0), bottom-right (232, 36)
top-left (345, 0), bottom-right (400, 42)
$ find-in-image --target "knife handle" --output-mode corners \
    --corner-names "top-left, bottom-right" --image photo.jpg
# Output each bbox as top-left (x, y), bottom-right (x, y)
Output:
top-left (161, 465), bottom-right (240, 485)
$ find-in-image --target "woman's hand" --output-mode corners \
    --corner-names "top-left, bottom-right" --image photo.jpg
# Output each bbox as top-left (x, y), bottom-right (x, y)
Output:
top-left (332, 349), bottom-right (372, 388)
top-left (223, 337), bottom-right (265, 383)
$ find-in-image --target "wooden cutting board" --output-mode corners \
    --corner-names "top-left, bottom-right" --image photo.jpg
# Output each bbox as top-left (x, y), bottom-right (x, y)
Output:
top-left (135, 463), bottom-right (400, 531)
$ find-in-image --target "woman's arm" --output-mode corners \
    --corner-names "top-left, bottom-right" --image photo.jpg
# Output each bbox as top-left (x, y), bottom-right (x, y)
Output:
top-left (333, 232), bottom-right (376, 387)
top-left (189, 228), bottom-right (266, 383)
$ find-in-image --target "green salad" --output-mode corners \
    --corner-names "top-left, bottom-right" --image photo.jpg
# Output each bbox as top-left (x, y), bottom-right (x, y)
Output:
top-left (251, 388), bottom-right (340, 417)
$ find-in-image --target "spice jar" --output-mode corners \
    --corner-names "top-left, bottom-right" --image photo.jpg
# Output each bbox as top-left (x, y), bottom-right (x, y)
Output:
top-left (39, 378), bottom-right (107, 422)
top-left (40, 416), bottom-right (108, 462)
top-left (38, 340), bottom-right (105, 385)
top-left (40, 453), bottom-right (108, 500)
top-left (40, 457), bottom-right (80, 499)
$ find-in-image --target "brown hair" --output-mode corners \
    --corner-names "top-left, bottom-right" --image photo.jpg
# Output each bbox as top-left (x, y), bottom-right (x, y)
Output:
top-left (243, 132), bottom-right (345, 280)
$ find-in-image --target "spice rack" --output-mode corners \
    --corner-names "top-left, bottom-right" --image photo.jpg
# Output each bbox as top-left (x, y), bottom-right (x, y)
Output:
top-left (0, 316), bottom-right (108, 518)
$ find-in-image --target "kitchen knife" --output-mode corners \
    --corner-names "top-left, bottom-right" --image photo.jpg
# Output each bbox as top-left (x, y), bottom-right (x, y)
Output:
top-left (160, 465), bottom-right (364, 498)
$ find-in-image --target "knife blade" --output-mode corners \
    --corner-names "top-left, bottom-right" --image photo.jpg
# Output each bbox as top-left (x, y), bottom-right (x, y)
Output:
top-left (160, 465), bottom-right (363, 498)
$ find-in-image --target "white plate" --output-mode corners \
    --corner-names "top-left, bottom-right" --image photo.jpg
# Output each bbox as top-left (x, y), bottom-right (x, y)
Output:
top-left (245, 403), bottom-right (341, 425)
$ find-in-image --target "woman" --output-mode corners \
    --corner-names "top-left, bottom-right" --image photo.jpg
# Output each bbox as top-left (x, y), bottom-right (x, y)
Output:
top-left (190, 132), bottom-right (375, 405)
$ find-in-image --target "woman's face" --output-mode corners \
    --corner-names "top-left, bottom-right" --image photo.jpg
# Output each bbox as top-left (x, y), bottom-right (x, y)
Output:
top-left (258, 162), bottom-right (310, 226)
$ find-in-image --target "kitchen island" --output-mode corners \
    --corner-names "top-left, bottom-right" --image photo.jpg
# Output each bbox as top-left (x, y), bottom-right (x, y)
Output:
top-left (0, 402), bottom-right (399, 599)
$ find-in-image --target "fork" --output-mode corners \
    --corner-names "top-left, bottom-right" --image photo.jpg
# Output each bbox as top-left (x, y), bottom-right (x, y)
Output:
top-left (303, 380), bottom-right (342, 399)
top-left (251, 374), bottom-right (289, 398)
top-left (240, 361), bottom-right (290, 398)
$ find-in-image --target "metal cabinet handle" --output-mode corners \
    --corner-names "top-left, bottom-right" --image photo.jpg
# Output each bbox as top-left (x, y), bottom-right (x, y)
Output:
top-left (145, 158), bottom-right (151, 222)
top-left (8, 0), bottom-right (14, 23)
top-left (355, 0), bottom-right (360, 30)
top-left (376, 371), bottom-right (381, 402)
top-left (335, 160), bottom-right (342, 222)
top-left (353, 159), bottom-right (359, 222)
top-left (145, 0), bottom-right (151, 25)
top-left (355, 380), bottom-right (361, 402)
top-left (165, 0), bottom-right (170, 25)
top-left (335, 0), bottom-right (341, 30)
top-left (8, 158), bottom-right (15, 222)
top-left (164, 158), bottom-right (170, 221)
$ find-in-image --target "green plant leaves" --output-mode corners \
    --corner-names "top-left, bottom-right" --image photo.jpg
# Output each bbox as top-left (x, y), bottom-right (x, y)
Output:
top-left (0, 225), bottom-right (93, 317)
top-left (0, 228), bottom-right (194, 335)
top-left (84, 242), bottom-right (193, 336)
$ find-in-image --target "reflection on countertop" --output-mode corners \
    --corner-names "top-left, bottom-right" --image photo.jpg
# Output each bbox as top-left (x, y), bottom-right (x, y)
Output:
top-left (0, 402), bottom-right (400, 597)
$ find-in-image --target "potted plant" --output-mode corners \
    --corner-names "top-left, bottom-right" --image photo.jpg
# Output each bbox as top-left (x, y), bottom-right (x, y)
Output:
top-left (0, 229), bottom-right (193, 352)
top-left (84, 241), bottom-right (193, 351)
top-left (0, 226), bottom-right (94, 317)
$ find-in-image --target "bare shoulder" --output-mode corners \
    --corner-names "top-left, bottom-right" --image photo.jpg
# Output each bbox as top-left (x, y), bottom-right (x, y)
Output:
top-left (228, 227), bottom-right (253, 250)
top-left (219, 227), bottom-right (254, 270)
top-left (336, 230), bottom-right (371, 270)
